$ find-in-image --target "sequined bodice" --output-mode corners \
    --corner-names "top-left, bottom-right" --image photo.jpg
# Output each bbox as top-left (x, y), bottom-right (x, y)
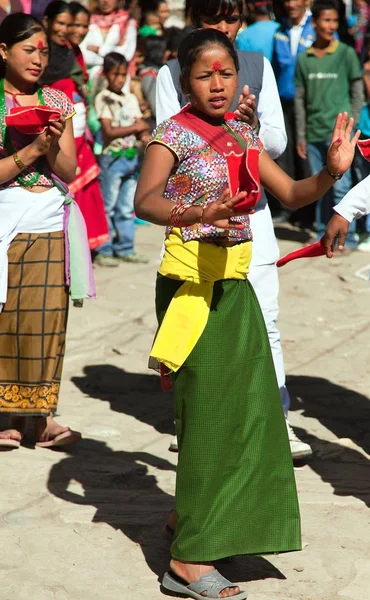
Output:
top-left (149, 117), bottom-right (263, 243)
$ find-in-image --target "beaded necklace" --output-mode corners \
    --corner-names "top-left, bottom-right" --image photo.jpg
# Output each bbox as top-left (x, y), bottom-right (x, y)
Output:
top-left (0, 78), bottom-right (46, 187)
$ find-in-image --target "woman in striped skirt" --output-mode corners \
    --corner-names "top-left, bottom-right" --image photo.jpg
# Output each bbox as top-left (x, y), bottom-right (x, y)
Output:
top-left (0, 13), bottom-right (86, 450)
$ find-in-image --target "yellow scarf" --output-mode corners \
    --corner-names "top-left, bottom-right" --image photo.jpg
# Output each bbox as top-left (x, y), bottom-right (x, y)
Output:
top-left (150, 228), bottom-right (252, 372)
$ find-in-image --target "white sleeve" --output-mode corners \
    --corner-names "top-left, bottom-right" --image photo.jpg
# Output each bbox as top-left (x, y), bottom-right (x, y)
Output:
top-left (334, 175), bottom-right (370, 222)
top-left (257, 58), bottom-right (287, 159)
top-left (80, 29), bottom-right (104, 68)
top-left (97, 24), bottom-right (121, 58)
top-left (118, 20), bottom-right (137, 62)
top-left (155, 65), bottom-right (181, 125)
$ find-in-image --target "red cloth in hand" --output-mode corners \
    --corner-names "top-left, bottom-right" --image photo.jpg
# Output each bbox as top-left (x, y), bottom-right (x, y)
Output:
top-left (276, 238), bottom-right (326, 267)
top-left (357, 138), bottom-right (370, 162)
top-left (5, 105), bottom-right (61, 135)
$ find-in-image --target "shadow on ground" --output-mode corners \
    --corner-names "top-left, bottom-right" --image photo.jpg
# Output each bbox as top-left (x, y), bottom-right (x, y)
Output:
top-left (71, 364), bottom-right (175, 435)
top-left (47, 437), bottom-right (286, 584)
top-left (288, 375), bottom-right (370, 507)
top-left (48, 438), bottom-right (175, 579)
top-left (273, 226), bottom-right (312, 244)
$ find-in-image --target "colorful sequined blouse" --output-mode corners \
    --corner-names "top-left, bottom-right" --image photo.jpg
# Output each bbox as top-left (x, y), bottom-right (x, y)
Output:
top-left (0, 87), bottom-right (74, 189)
top-left (148, 117), bottom-right (263, 243)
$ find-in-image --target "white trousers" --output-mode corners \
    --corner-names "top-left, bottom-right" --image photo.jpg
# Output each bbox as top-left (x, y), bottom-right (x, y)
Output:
top-left (248, 260), bottom-right (290, 416)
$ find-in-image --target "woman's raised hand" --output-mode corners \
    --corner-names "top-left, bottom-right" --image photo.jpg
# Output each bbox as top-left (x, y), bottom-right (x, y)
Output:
top-left (202, 189), bottom-right (247, 229)
top-left (31, 115), bottom-right (67, 156)
top-left (326, 112), bottom-right (361, 175)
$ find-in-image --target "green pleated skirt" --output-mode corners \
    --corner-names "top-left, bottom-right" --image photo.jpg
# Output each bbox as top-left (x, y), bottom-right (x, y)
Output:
top-left (156, 274), bottom-right (301, 562)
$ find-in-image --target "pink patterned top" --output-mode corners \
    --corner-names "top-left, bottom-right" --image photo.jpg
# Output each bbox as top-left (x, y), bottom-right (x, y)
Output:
top-left (148, 117), bottom-right (263, 243)
top-left (1, 87), bottom-right (74, 189)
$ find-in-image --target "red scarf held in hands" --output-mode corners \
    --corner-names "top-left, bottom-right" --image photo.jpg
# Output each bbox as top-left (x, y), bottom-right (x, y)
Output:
top-left (172, 105), bottom-right (261, 214)
top-left (90, 9), bottom-right (130, 44)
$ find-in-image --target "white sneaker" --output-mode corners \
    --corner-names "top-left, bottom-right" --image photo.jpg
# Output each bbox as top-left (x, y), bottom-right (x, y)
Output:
top-left (286, 420), bottom-right (313, 460)
top-left (357, 236), bottom-right (370, 252)
top-left (168, 424), bottom-right (312, 459)
top-left (169, 435), bottom-right (178, 452)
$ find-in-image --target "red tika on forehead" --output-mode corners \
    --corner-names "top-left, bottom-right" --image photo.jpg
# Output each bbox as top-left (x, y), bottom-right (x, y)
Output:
top-left (37, 40), bottom-right (46, 50)
top-left (212, 61), bottom-right (223, 71)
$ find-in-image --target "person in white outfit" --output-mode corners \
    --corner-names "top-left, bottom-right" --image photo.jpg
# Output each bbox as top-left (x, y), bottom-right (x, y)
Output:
top-left (156, 0), bottom-right (313, 460)
top-left (80, 0), bottom-right (137, 82)
top-left (324, 173), bottom-right (370, 254)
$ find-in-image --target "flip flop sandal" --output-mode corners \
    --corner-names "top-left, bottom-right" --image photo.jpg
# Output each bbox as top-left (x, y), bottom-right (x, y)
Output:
top-left (35, 430), bottom-right (81, 448)
top-left (0, 438), bottom-right (20, 450)
top-left (162, 569), bottom-right (248, 600)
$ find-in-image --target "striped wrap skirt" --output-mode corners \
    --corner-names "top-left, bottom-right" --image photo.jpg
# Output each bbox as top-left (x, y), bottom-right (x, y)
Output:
top-left (0, 231), bottom-right (68, 416)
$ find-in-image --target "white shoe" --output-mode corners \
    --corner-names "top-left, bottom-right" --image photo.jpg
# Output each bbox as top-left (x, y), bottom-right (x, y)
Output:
top-left (286, 420), bottom-right (313, 460)
top-left (169, 425), bottom-right (312, 459)
top-left (169, 435), bottom-right (178, 452)
top-left (357, 236), bottom-right (370, 252)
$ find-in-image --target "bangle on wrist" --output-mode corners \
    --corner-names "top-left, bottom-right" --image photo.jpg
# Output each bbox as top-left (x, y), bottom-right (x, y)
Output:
top-left (252, 119), bottom-right (261, 135)
top-left (170, 202), bottom-right (192, 227)
top-left (13, 152), bottom-right (25, 171)
top-left (200, 205), bottom-right (207, 224)
top-left (325, 165), bottom-right (343, 180)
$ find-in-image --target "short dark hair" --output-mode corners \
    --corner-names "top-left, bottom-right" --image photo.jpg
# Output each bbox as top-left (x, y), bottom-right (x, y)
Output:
top-left (312, 0), bottom-right (339, 20)
top-left (44, 0), bottom-right (71, 20)
top-left (165, 26), bottom-right (191, 54)
top-left (190, 0), bottom-right (243, 28)
top-left (0, 13), bottom-right (45, 78)
top-left (103, 51), bottom-right (128, 73)
top-left (69, 1), bottom-right (90, 18)
top-left (152, 0), bottom-right (168, 10)
top-left (178, 28), bottom-right (239, 90)
top-left (142, 35), bottom-right (167, 68)
top-left (136, 35), bottom-right (147, 55)
top-left (251, 0), bottom-right (273, 17)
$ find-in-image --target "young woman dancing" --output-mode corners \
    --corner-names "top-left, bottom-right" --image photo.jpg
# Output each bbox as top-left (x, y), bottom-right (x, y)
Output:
top-left (134, 29), bottom-right (359, 600)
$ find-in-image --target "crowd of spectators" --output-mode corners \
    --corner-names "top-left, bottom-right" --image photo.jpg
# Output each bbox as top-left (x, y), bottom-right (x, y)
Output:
top-left (3, 0), bottom-right (370, 253)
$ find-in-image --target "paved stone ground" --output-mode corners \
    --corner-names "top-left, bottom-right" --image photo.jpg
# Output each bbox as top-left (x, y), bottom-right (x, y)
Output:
top-left (1, 223), bottom-right (370, 600)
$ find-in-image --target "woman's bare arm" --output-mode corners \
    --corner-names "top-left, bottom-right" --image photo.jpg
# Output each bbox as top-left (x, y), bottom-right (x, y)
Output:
top-left (259, 150), bottom-right (335, 209)
top-left (259, 113), bottom-right (360, 210)
top-left (135, 143), bottom-right (248, 228)
top-left (0, 145), bottom-right (41, 185)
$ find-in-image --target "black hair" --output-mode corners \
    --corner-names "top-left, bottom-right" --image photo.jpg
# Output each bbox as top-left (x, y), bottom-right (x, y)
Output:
top-left (69, 1), bottom-right (91, 17)
top-left (103, 51), bottom-right (128, 72)
top-left (136, 35), bottom-right (147, 55)
top-left (312, 0), bottom-right (339, 20)
top-left (142, 35), bottom-right (167, 68)
top-left (151, 0), bottom-right (168, 10)
top-left (44, 0), bottom-right (72, 21)
top-left (178, 28), bottom-right (239, 88)
top-left (0, 13), bottom-right (46, 78)
top-left (251, 0), bottom-right (274, 17)
top-left (165, 26), bottom-right (191, 54)
top-left (190, 0), bottom-right (243, 28)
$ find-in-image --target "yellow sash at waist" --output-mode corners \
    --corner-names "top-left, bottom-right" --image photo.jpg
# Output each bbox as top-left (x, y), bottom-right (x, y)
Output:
top-left (150, 228), bottom-right (252, 372)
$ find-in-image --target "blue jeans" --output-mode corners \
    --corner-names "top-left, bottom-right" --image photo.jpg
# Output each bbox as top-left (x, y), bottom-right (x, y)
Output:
top-left (96, 153), bottom-right (139, 257)
top-left (307, 141), bottom-right (357, 247)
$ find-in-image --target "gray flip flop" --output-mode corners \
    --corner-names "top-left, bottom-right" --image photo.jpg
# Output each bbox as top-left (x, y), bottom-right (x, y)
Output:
top-left (162, 569), bottom-right (248, 600)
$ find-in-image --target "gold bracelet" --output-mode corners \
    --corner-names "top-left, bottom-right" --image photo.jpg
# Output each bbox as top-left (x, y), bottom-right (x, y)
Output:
top-left (13, 152), bottom-right (25, 171)
top-left (200, 206), bottom-right (207, 224)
